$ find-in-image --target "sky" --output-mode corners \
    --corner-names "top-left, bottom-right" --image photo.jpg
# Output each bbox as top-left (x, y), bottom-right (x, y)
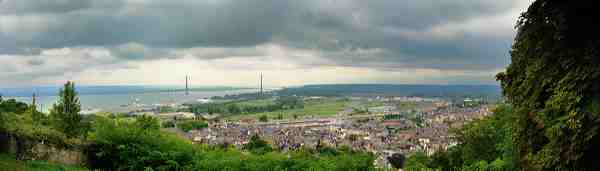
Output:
top-left (0, 0), bottom-right (533, 88)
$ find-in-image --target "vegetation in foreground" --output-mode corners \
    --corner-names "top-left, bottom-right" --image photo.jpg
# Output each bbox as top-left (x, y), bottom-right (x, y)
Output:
top-left (1, 82), bottom-right (377, 171)
top-left (0, 153), bottom-right (88, 171)
top-left (3, 1), bottom-right (600, 169)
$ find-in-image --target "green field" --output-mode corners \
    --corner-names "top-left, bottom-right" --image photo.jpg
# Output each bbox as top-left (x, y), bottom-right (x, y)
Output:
top-left (235, 99), bottom-right (276, 106)
top-left (0, 153), bottom-right (88, 171)
top-left (226, 98), bottom-right (349, 120)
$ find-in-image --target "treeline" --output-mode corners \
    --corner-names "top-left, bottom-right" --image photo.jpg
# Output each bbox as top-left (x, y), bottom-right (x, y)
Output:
top-left (1, 82), bottom-right (376, 170)
top-left (210, 91), bottom-right (275, 100)
top-left (189, 96), bottom-right (304, 115)
top-left (276, 84), bottom-right (502, 99)
top-left (162, 120), bottom-right (209, 132)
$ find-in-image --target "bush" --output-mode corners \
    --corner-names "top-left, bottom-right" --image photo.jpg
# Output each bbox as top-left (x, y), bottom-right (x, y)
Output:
top-left (258, 115), bottom-right (268, 122)
top-left (243, 134), bottom-right (272, 154)
top-left (162, 120), bottom-right (175, 128)
top-left (87, 117), bottom-right (197, 170)
top-left (177, 120), bottom-right (208, 132)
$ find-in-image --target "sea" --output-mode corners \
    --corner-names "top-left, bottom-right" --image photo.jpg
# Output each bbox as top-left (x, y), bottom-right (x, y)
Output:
top-left (0, 85), bottom-right (257, 113)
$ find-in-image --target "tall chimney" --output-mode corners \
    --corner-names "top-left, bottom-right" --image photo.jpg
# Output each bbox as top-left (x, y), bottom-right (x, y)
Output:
top-left (260, 73), bottom-right (263, 96)
top-left (185, 75), bottom-right (189, 95)
top-left (31, 92), bottom-right (37, 112)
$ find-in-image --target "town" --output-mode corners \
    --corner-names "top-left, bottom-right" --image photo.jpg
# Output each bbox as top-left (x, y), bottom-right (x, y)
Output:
top-left (136, 93), bottom-right (494, 169)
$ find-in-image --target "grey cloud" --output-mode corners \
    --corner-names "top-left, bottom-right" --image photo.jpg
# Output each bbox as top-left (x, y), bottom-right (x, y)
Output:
top-left (110, 43), bottom-right (174, 60)
top-left (0, 0), bottom-right (522, 74)
top-left (0, 47), bottom-right (139, 81)
top-left (2, 0), bottom-right (289, 50)
top-left (0, 0), bottom-right (93, 14)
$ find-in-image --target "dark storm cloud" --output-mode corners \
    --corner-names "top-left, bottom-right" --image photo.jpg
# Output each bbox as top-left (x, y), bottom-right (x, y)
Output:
top-left (1, 0), bottom-right (289, 49)
top-left (0, 0), bottom-right (93, 14)
top-left (0, 0), bottom-right (521, 71)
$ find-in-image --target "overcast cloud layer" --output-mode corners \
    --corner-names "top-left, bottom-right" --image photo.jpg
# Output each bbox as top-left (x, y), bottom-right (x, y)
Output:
top-left (0, 0), bottom-right (531, 87)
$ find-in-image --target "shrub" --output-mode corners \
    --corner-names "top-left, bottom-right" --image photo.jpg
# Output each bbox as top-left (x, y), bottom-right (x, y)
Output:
top-left (177, 120), bottom-right (208, 132)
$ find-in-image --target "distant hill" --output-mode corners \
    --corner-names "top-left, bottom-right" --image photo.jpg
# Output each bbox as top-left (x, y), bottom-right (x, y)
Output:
top-left (277, 84), bottom-right (502, 98)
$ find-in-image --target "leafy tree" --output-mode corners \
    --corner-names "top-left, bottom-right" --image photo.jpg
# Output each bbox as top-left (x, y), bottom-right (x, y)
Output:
top-left (404, 152), bottom-right (432, 170)
top-left (87, 117), bottom-right (196, 170)
top-left (177, 120), bottom-right (208, 132)
top-left (275, 96), bottom-right (304, 109)
top-left (496, 0), bottom-right (600, 170)
top-left (135, 115), bottom-right (160, 131)
top-left (29, 95), bottom-right (45, 125)
top-left (387, 153), bottom-right (406, 169)
top-left (162, 120), bottom-right (176, 128)
top-left (227, 104), bottom-right (242, 114)
top-left (258, 115), bottom-right (268, 122)
top-left (0, 98), bottom-right (29, 115)
top-left (243, 134), bottom-right (272, 154)
top-left (50, 81), bottom-right (83, 137)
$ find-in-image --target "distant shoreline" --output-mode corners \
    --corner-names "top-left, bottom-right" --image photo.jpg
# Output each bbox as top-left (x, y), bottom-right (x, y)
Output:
top-left (0, 85), bottom-right (254, 97)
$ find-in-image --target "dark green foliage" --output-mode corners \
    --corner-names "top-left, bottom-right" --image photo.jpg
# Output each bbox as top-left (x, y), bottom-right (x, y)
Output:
top-left (317, 146), bottom-right (339, 156)
top-left (87, 116), bottom-right (376, 171)
top-left (50, 81), bottom-right (83, 137)
top-left (227, 104), bottom-right (242, 114)
top-left (388, 153), bottom-right (405, 169)
top-left (161, 120), bottom-right (176, 128)
top-left (189, 96), bottom-right (304, 116)
top-left (190, 146), bottom-right (376, 171)
top-left (135, 115), bottom-right (160, 130)
top-left (258, 115), bottom-right (268, 122)
top-left (275, 96), bottom-right (304, 109)
top-left (0, 99), bottom-right (29, 132)
top-left (383, 114), bottom-right (402, 120)
top-left (277, 84), bottom-right (501, 99)
top-left (158, 106), bottom-right (176, 113)
top-left (496, 0), bottom-right (600, 170)
top-left (404, 152), bottom-right (431, 170)
top-left (243, 134), bottom-right (272, 154)
top-left (3, 98), bottom-right (376, 170)
top-left (87, 117), bottom-right (197, 170)
top-left (0, 98), bottom-right (79, 162)
top-left (0, 153), bottom-right (88, 171)
top-left (0, 99), bottom-right (29, 115)
top-left (176, 120), bottom-right (208, 132)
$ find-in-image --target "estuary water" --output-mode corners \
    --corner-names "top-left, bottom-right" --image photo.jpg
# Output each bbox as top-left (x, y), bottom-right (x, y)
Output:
top-left (0, 85), bottom-right (256, 113)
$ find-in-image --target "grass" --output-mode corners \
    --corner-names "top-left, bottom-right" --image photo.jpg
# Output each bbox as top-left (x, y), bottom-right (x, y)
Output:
top-left (0, 153), bottom-right (89, 171)
top-left (226, 98), bottom-right (349, 120)
top-left (235, 99), bottom-right (276, 107)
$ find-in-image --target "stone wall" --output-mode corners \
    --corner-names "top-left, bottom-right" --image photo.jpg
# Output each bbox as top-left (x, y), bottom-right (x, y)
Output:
top-left (0, 134), bottom-right (86, 166)
top-left (30, 143), bottom-right (86, 165)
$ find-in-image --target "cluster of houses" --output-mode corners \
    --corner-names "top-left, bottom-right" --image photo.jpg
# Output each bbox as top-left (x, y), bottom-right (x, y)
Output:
top-left (115, 96), bottom-right (490, 169)
top-left (183, 100), bottom-right (491, 169)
